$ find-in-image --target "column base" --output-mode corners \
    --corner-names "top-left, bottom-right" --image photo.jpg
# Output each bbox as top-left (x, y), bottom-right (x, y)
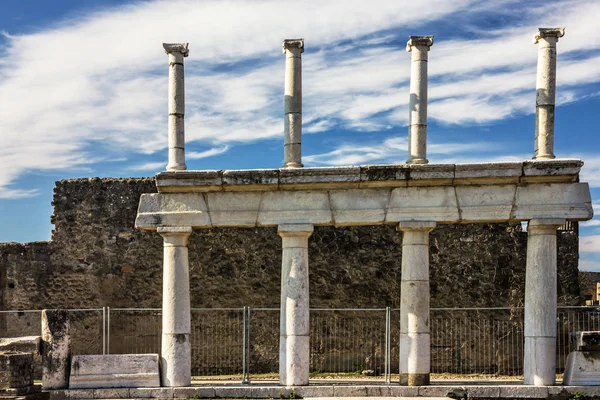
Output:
top-left (399, 373), bottom-right (430, 386)
top-left (282, 162), bottom-right (303, 168)
top-left (406, 158), bottom-right (429, 165)
top-left (166, 164), bottom-right (187, 171)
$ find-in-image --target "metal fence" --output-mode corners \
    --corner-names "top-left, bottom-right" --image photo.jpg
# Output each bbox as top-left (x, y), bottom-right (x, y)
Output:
top-left (2, 306), bottom-right (600, 380)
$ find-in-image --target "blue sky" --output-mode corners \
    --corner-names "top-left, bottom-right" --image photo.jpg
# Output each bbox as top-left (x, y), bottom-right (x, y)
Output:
top-left (0, 0), bottom-right (598, 269)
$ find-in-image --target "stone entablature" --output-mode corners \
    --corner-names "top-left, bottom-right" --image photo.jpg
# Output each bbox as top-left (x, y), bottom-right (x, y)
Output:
top-left (135, 160), bottom-right (591, 230)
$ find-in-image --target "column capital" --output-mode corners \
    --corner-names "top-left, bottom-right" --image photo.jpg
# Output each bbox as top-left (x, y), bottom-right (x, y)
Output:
top-left (158, 227), bottom-right (192, 245)
top-left (527, 218), bottom-right (565, 234)
top-left (397, 221), bottom-right (436, 232)
top-left (533, 28), bottom-right (565, 44)
top-left (278, 223), bottom-right (313, 237)
top-left (163, 43), bottom-right (190, 57)
top-left (406, 36), bottom-right (434, 52)
top-left (282, 38), bottom-right (304, 54)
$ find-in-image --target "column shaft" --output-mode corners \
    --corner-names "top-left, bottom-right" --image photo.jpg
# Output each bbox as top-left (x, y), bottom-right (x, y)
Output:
top-left (398, 221), bottom-right (435, 386)
top-left (533, 28), bottom-right (564, 160)
top-left (164, 43), bottom-right (189, 171)
top-left (278, 224), bottom-right (313, 386)
top-left (282, 39), bottom-right (304, 169)
top-left (159, 226), bottom-right (193, 387)
top-left (406, 36), bottom-right (433, 165)
top-left (524, 218), bottom-right (564, 386)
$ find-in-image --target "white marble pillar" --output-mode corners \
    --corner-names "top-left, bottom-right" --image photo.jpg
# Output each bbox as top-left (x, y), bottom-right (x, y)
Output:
top-left (163, 43), bottom-right (189, 171)
top-left (524, 218), bottom-right (564, 386)
top-left (282, 39), bottom-right (304, 169)
top-left (397, 221), bottom-right (435, 386)
top-left (278, 224), bottom-right (313, 386)
top-left (533, 28), bottom-right (565, 160)
top-left (406, 36), bottom-right (434, 165)
top-left (158, 226), bottom-right (193, 387)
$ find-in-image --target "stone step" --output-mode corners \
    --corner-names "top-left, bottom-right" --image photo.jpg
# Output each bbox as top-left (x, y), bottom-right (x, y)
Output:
top-left (69, 355), bottom-right (160, 389)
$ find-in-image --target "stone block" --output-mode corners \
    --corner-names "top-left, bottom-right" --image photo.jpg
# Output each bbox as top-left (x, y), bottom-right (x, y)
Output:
top-left (48, 389), bottom-right (94, 399)
top-left (359, 164), bottom-right (409, 186)
top-left (92, 388), bottom-right (130, 398)
top-left (279, 166), bottom-right (360, 189)
top-left (563, 350), bottom-right (600, 385)
top-left (329, 189), bottom-right (390, 225)
top-left (454, 162), bottom-right (523, 184)
top-left (69, 354), bottom-right (160, 389)
top-left (571, 331), bottom-right (600, 351)
top-left (0, 352), bottom-right (35, 388)
top-left (522, 159), bottom-right (582, 183)
top-left (418, 385), bottom-right (456, 397)
top-left (463, 385), bottom-right (501, 398)
top-left (499, 385), bottom-right (549, 398)
top-left (257, 191), bottom-right (332, 226)
top-left (172, 387), bottom-right (215, 398)
top-left (42, 310), bottom-right (70, 390)
top-left (455, 185), bottom-right (516, 221)
top-left (206, 192), bottom-right (262, 227)
top-left (222, 169), bottom-right (279, 190)
top-left (291, 385), bottom-right (334, 397)
top-left (214, 386), bottom-right (250, 398)
top-left (129, 387), bottom-right (174, 398)
top-left (384, 385), bottom-right (417, 397)
top-left (156, 170), bottom-right (223, 192)
top-left (332, 385), bottom-right (367, 397)
top-left (135, 193), bottom-right (212, 229)
top-left (364, 385), bottom-right (390, 396)
top-left (387, 186), bottom-right (459, 223)
top-left (512, 182), bottom-right (593, 221)
top-left (0, 336), bottom-right (42, 355)
top-left (408, 164), bottom-right (454, 186)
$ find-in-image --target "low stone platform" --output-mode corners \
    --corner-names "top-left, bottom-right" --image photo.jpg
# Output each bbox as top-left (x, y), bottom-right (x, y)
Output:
top-left (48, 383), bottom-right (600, 399)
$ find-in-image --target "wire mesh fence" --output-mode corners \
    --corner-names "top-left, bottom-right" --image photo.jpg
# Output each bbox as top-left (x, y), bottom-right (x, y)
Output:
top-left (2, 306), bottom-right (600, 381)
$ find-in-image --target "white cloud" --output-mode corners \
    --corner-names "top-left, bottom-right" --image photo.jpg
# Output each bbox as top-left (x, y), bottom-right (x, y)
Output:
top-left (1, 0), bottom-right (600, 198)
top-left (581, 235), bottom-right (600, 253)
top-left (188, 146), bottom-right (230, 160)
top-left (579, 258), bottom-right (600, 272)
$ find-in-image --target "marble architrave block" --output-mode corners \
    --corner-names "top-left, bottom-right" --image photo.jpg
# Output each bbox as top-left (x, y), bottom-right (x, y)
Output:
top-left (387, 186), bottom-right (459, 223)
top-left (41, 309), bottom-right (70, 390)
top-left (258, 191), bottom-right (332, 226)
top-left (329, 188), bottom-right (390, 225)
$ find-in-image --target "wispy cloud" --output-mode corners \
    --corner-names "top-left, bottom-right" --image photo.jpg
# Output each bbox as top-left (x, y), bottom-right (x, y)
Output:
top-left (581, 235), bottom-right (600, 253)
top-left (1, 0), bottom-right (600, 198)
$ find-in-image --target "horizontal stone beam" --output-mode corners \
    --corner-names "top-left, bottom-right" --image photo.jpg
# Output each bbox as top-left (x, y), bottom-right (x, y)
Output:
top-left (154, 160), bottom-right (583, 193)
top-left (135, 182), bottom-right (593, 229)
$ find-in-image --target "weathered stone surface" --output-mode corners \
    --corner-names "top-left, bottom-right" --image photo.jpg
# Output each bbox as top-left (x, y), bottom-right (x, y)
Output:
top-left (563, 350), bottom-right (600, 385)
top-left (0, 336), bottom-right (41, 355)
top-left (0, 352), bottom-right (35, 389)
top-left (69, 354), bottom-right (160, 389)
top-left (571, 331), bottom-right (600, 351)
top-left (42, 310), bottom-right (70, 390)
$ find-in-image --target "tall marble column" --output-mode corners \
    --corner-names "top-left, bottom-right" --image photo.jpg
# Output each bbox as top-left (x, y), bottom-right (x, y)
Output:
top-left (158, 226), bottom-right (193, 387)
top-left (278, 224), bottom-right (313, 386)
top-left (397, 221), bottom-right (435, 386)
top-left (163, 43), bottom-right (189, 171)
top-left (533, 28), bottom-right (565, 160)
top-left (406, 36), bottom-right (434, 165)
top-left (282, 39), bottom-right (304, 169)
top-left (524, 219), bottom-right (564, 386)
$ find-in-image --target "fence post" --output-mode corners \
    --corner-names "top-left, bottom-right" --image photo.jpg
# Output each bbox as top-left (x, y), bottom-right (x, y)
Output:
top-left (385, 306), bottom-right (391, 384)
top-left (107, 306), bottom-right (111, 355)
top-left (102, 307), bottom-right (106, 355)
top-left (242, 307), bottom-right (251, 384)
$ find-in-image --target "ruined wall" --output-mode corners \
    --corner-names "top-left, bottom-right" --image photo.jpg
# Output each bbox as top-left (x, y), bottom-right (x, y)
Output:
top-left (0, 177), bottom-right (582, 374)
top-left (0, 177), bottom-right (581, 312)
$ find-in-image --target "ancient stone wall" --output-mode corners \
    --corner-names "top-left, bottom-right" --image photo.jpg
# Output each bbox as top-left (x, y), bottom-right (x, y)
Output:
top-left (0, 177), bottom-right (582, 311)
top-left (0, 178), bottom-right (582, 374)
